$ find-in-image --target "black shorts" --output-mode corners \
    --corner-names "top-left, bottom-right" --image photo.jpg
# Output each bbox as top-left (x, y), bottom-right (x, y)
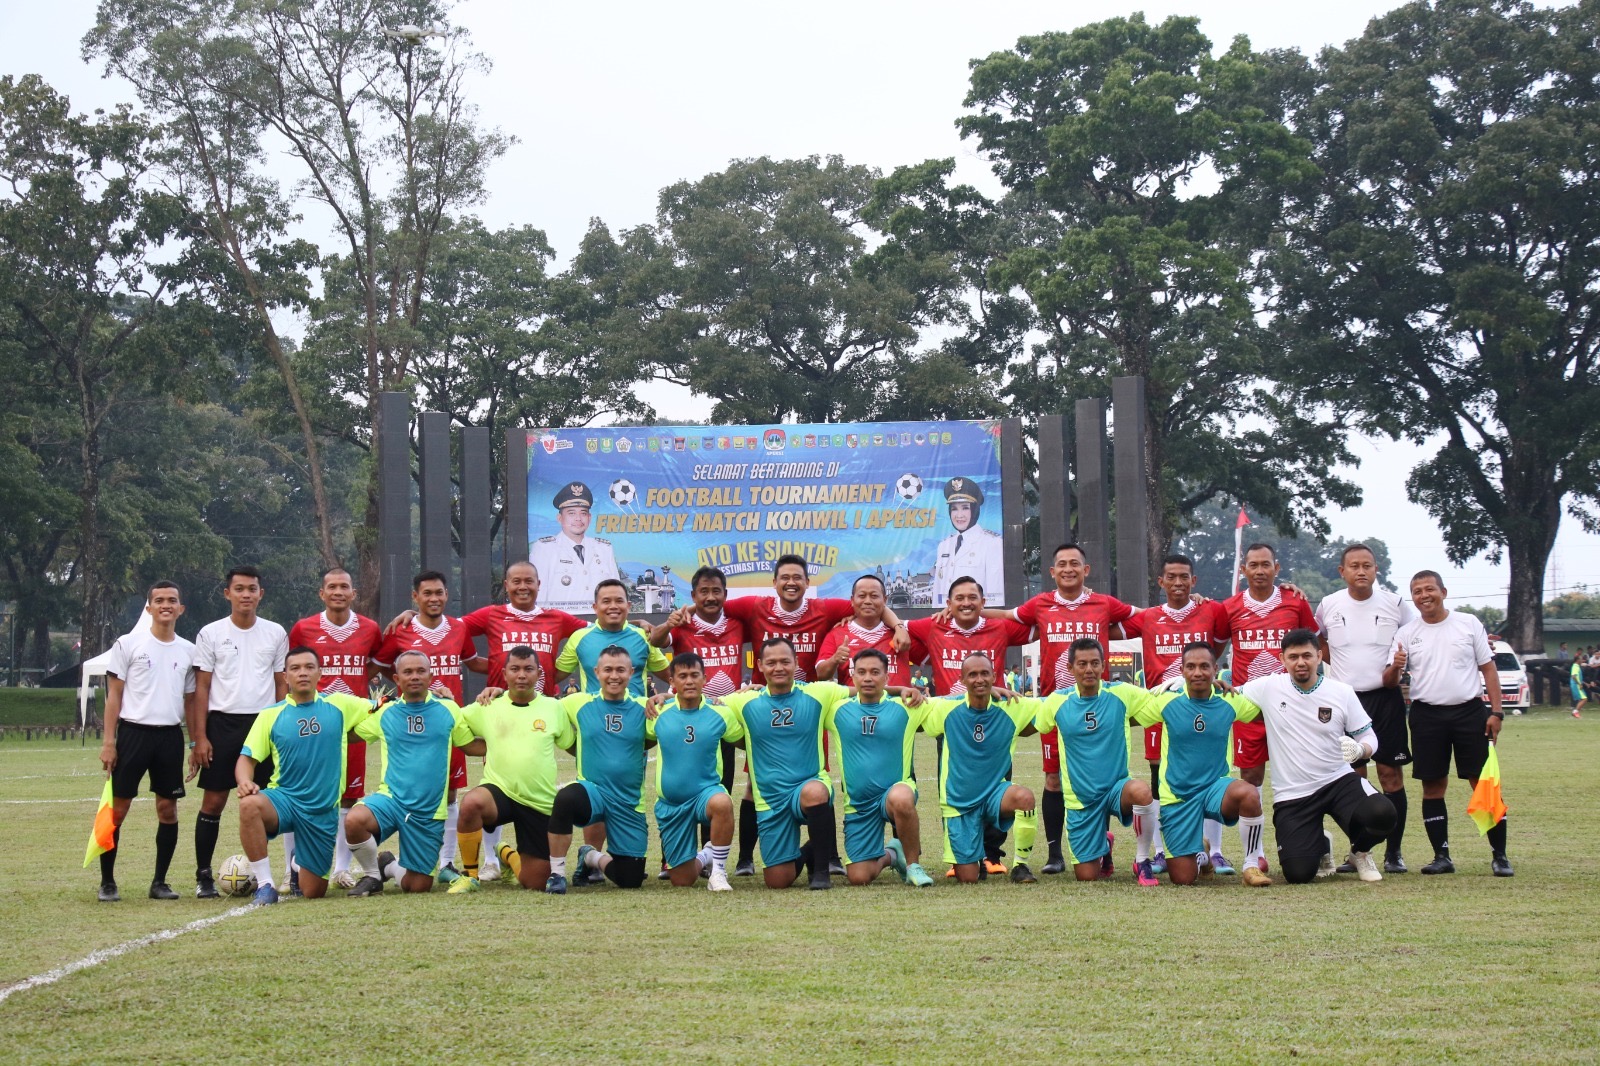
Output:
top-left (1272, 775), bottom-right (1380, 858)
top-left (1409, 698), bottom-right (1490, 782)
top-left (197, 712), bottom-right (272, 792)
top-left (480, 784), bottom-right (551, 859)
top-left (111, 721), bottom-right (187, 800)
top-left (1355, 687), bottom-right (1410, 767)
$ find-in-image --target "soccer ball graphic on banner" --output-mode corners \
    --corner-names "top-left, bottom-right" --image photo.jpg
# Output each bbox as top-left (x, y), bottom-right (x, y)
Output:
top-left (218, 854), bottom-right (257, 897)
top-left (895, 473), bottom-right (924, 502)
top-left (608, 479), bottom-right (637, 507)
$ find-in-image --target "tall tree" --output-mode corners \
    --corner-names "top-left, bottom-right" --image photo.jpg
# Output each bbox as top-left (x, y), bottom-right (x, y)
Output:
top-left (1273, 0), bottom-right (1600, 651)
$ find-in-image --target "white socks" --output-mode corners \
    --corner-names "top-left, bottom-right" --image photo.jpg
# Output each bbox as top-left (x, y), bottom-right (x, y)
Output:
top-left (438, 801), bottom-right (459, 869)
top-left (334, 808), bottom-right (352, 873)
top-left (250, 857), bottom-right (273, 888)
top-left (350, 837), bottom-right (379, 878)
top-left (281, 831), bottom-right (296, 876)
top-left (1204, 818), bottom-right (1224, 856)
top-left (1133, 802), bottom-right (1160, 861)
top-left (483, 824), bottom-right (503, 864)
top-left (551, 856), bottom-right (567, 876)
top-left (1240, 815), bottom-right (1265, 866)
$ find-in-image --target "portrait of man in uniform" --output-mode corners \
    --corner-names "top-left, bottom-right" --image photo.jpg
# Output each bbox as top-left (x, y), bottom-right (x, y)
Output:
top-left (529, 481), bottom-right (619, 611)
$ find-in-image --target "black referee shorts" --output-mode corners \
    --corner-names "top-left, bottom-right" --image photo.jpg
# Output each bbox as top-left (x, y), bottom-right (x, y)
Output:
top-left (196, 712), bottom-right (272, 792)
top-left (480, 783), bottom-right (551, 858)
top-left (1355, 687), bottom-right (1410, 767)
top-left (111, 721), bottom-right (187, 800)
top-left (1409, 698), bottom-right (1490, 782)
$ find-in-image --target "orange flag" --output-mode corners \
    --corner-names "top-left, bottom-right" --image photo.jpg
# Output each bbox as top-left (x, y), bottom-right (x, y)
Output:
top-left (82, 779), bottom-right (116, 868)
top-left (1466, 743), bottom-right (1507, 834)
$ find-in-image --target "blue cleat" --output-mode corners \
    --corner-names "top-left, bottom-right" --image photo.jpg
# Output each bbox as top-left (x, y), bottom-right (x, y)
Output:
top-left (1149, 851), bottom-right (1168, 875)
top-left (1209, 852), bottom-right (1236, 876)
top-left (252, 883), bottom-right (280, 906)
top-left (544, 873), bottom-right (568, 895)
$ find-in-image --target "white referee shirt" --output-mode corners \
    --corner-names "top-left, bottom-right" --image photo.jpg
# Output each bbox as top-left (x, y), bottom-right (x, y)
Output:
top-left (1391, 610), bottom-right (1492, 706)
top-left (1316, 588), bottom-right (1416, 692)
top-left (105, 630), bottom-right (197, 726)
top-left (1240, 674), bottom-right (1376, 803)
top-left (195, 616), bottom-right (287, 714)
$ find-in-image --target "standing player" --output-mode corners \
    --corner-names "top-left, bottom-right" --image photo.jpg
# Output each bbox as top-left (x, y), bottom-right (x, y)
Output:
top-left (826, 649), bottom-right (936, 887)
top-left (1572, 658), bottom-right (1587, 719)
top-left (1217, 543), bottom-right (1316, 874)
top-left (1239, 630), bottom-right (1397, 883)
top-left (528, 482), bottom-right (618, 610)
top-left (554, 578), bottom-right (670, 697)
top-left (649, 652), bottom-right (741, 891)
top-left (96, 581), bottom-right (197, 902)
top-left (346, 651), bottom-right (476, 896)
top-left (1384, 571), bottom-right (1511, 876)
top-left (1119, 554), bottom-right (1228, 874)
top-left (920, 654), bottom-right (1038, 885)
top-left (190, 566), bottom-right (288, 899)
top-left (288, 567), bottom-right (382, 889)
top-left (544, 646), bottom-right (653, 893)
top-left (1315, 543), bottom-right (1417, 873)
top-left (720, 639), bottom-right (853, 890)
top-left (930, 478), bottom-right (1005, 607)
top-left (815, 574), bottom-right (920, 687)
top-left (234, 647), bottom-right (371, 904)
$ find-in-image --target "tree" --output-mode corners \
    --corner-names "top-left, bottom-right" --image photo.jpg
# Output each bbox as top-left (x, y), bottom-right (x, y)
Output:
top-left (1273, 0), bottom-right (1600, 653)
top-left (1171, 500), bottom-right (1397, 602)
top-left (1543, 590), bottom-right (1600, 620)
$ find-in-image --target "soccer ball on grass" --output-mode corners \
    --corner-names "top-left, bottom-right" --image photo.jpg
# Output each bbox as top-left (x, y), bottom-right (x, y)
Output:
top-left (217, 854), bottom-right (257, 897)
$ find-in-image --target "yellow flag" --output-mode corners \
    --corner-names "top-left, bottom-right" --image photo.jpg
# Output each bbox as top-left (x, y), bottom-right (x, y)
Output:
top-left (82, 779), bottom-right (116, 868)
top-left (1466, 742), bottom-right (1507, 834)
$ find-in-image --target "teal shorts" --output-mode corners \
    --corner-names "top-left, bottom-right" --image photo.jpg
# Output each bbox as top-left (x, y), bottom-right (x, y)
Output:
top-left (755, 776), bottom-right (832, 867)
top-left (359, 792), bottom-right (443, 876)
top-left (1065, 777), bottom-right (1134, 864)
top-left (579, 780), bottom-right (648, 860)
top-left (842, 784), bottom-right (915, 866)
top-left (263, 790), bottom-right (338, 879)
top-left (1160, 776), bottom-right (1236, 857)
top-left (944, 780), bottom-right (1013, 865)
top-left (655, 784), bottom-right (727, 868)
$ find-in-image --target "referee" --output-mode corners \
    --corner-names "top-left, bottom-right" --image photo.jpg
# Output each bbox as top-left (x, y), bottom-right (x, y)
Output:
top-left (1316, 544), bottom-right (1416, 872)
top-left (1383, 571), bottom-right (1512, 877)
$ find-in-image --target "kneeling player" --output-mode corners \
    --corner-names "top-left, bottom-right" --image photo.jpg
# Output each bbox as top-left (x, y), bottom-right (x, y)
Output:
top-left (546, 646), bottom-right (652, 893)
top-left (345, 652), bottom-right (475, 895)
top-left (922, 655), bottom-right (1038, 885)
top-left (235, 646), bottom-right (370, 903)
top-left (649, 653), bottom-right (740, 890)
top-left (449, 646), bottom-right (573, 893)
top-left (827, 649), bottom-right (935, 887)
top-left (1136, 644), bottom-right (1270, 888)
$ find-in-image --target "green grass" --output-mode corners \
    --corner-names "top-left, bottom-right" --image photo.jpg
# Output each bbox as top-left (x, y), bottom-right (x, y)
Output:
top-left (0, 687), bottom-right (78, 728)
top-left (1, 708), bottom-right (1597, 1063)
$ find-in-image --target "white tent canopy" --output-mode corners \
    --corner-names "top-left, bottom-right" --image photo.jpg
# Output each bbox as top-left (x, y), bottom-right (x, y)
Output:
top-left (78, 609), bottom-right (152, 729)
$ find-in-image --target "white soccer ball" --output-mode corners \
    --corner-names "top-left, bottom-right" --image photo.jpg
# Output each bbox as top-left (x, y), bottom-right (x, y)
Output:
top-left (217, 854), bottom-right (256, 897)
top-left (895, 472), bottom-right (923, 502)
top-left (608, 479), bottom-right (637, 507)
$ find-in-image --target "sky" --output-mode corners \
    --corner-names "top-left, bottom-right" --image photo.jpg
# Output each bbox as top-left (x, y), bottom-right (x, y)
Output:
top-left (6, 0), bottom-right (1594, 607)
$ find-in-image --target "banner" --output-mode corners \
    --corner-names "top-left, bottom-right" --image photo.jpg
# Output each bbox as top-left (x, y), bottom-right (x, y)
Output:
top-left (526, 420), bottom-right (1008, 612)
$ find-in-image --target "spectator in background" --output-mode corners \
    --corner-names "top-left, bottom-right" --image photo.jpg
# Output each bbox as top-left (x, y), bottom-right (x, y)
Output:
top-left (1557, 643), bottom-right (1570, 661)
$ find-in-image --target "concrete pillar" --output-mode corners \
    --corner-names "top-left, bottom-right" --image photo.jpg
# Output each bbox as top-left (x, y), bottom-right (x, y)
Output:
top-left (377, 392), bottom-right (413, 623)
top-left (1073, 398), bottom-right (1111, 586)
top-left (1112, 375), bottom-right (1152, 605)
top-left (418, 411), bottom-right (453, 609)
top-left (505, 429), bottom-right (529, 571)
top-left (1036, 414), bottom-right (1072, 599)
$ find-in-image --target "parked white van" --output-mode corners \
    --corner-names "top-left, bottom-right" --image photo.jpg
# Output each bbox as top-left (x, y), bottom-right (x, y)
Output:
top-left (1487, 640), bottom-right (1530, 715)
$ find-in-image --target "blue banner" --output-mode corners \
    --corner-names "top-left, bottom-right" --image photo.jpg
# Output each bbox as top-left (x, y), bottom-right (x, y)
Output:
top-left (525, 420), bottom-right (1008, 612)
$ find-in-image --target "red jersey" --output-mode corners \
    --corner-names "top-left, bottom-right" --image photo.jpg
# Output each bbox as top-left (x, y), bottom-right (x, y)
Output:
top-left (665, 612), bottom-right (747, 698)
top-left (462, 604), bottom-right (585, 694)
top-left (1014, 590), bottom-right (1134, 694)
top-left (1219, 587), bottom-right (1317, 682)
top-left (816, 620), bottom-right (920, 687)
top-left (723, 595), bottom-right (853, 683)
top-left (374, 615), bottom-right (475, 702)
top-left (288, 612), bottom-right (381, 697)
top-left (907, 616), bottom-right (1033, 696)
top-left (1120, 600), bottom-right (1229, 688)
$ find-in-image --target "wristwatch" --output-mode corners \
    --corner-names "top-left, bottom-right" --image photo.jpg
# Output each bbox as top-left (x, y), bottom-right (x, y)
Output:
top-left (1487, 711), bottom-right (1505, 720)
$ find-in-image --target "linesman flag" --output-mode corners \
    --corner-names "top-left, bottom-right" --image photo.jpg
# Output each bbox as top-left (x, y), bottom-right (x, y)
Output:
top-left (1466, 742), bottom-right (1508, 834)
top-left (82, 778), bottom-right (116, 868)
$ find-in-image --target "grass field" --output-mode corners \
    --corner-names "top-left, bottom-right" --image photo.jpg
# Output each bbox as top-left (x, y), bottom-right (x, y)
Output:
top-left (0, 688), bottom-right (77, 728)
top-left (1, 709), bottom-right (1597, 1064)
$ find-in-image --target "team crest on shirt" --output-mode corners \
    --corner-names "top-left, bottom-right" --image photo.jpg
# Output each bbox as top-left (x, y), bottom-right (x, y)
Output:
top-left (1318, 706), bottom-right (1332, 723)
top-left (532, 718), bottom-right (547, 732)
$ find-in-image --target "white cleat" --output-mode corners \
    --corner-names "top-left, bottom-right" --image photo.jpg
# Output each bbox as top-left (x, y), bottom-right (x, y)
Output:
top-left (1316, 852), bottom-right (1338, 878)
top-left (479, 861), bottom-right (502, 882)
top-left (1347, 851), bottom-right (1383, 882)
top-left (707, 867), bottom-right (733, 892)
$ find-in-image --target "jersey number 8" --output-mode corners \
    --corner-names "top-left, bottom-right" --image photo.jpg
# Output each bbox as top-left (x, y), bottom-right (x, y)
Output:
top-left (973, 721), bottom-right (986, 742)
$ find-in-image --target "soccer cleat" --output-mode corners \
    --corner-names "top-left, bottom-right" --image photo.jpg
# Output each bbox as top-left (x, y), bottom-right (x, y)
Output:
top-left (284, 872), bottom-right (304, 898)
top-left (1099, 832), bottom-right (1115, 879)
top-left (1491, 854), bottom-right (1515, 877)
top-left (1241, 866), bottom-right (1272, 887)
top-left (945, 866), bottom-right (956, 878)
top-left (331, 870), bottom-right (357, 890)
top-left (733, 860), bottom-right (756, 877)
top-left (377, 851), bottom-right (397, 882)
top-left (906, 863), bottom-right (935, 887)
top-left (1041, 852), bottom-right (1067, 875)
top-left (708, 867), bottom-right (733, 892)
top-left (436, 863), bottom-right (463, 885)
top-left (544, 873), bottom-right (568, 895)
top-left (479, 861), bottom-right (502, 882)
top-left (658, 861), bottom-right (672, 881)
top-left (1316, 852), bottom-right (1337, 878)
top-left (97, 881), bottom-right (120, 903)
top-left (829, 860), bottom-right (846, 877)
top-left (148, 881), bottom-right (178, 900)
top-left (347, 875), bottom-right (384, 897)
top-left (1135, 860), bottom-right (1159, 887)
top-left (574, 845), bottom-right (605, 886)
top-left (1149, 851), bottom-right (1168, 876)
top-left (983, 858), bottom-right (1007, 876)
top-left (1336, 859), bottom-right (1357, 875)
top-left (252, 882), bottom-right (280, 906)
top-left (1197, 854), bottom-right (1214, 882)
top-left (1256, 855), bottom-right (1270, 874)
top-left (1421, 853), bottom-right (1455, 875)
top-left (808, 868), bottom-right (832, 890)
top-left (1010, 862), bottom-right (1037, 884)
top-left (1573, 709), bottom-right (1582, 718)
top-left (1347, 851), bottom-right (1382, 882)
top-left (1209, 852), bottom-right (1236, 875)
top-left (446, 875), bottom-right (481, 895)
top-left (885, 839), bottom-right (908, 882)
top-left (1384, 852), bottom-right (1408, 874)
top-left (195, 868), bottom-right (219, 899)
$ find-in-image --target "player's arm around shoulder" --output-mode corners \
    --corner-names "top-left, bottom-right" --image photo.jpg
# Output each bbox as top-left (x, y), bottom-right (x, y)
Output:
top-left (1224, 687), bottom-right (1263, 723)
top-left (1008, 694), bottom-right (1043, 736)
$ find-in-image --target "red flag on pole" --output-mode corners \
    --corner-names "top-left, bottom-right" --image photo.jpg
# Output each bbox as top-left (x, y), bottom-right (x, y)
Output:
top-left (1232, 509), bottom-right (1251, 595)
top-left (1235, 509), bottom-right (1251, 529)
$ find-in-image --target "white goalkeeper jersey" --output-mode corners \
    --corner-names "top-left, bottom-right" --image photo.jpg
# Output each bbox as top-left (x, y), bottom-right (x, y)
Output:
top-left (1239, 674), bottom-right (1376, 803)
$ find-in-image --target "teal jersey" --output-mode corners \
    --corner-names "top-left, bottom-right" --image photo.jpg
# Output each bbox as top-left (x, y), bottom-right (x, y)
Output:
top-left (554, 622), bottom-right (669, 697)
top-left (354, 695), bottom-right (474, 818)
top-left (560, 691), bottom-right (651, 813)
top-left (1130, 688), bottom-right (1260, 803)
top-left (1033, 683), bottom-right (1152, 808)
top-left (647, 699), bottom-right (744, 805)
top-left (825, 696), bottom-right (928, 814)
top-left (241, 693), bottom-right (369, 810)
top-left (922, 696), bottom-right (1037, 815)
top-left (723, 681), bottom-right (851, 811)
top-left (1573, 662), bottom-right (1584, 685)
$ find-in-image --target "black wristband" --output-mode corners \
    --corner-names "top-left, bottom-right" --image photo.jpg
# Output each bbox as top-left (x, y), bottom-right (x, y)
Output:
top-left (1487, 711), bottom-right (1505, 719)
